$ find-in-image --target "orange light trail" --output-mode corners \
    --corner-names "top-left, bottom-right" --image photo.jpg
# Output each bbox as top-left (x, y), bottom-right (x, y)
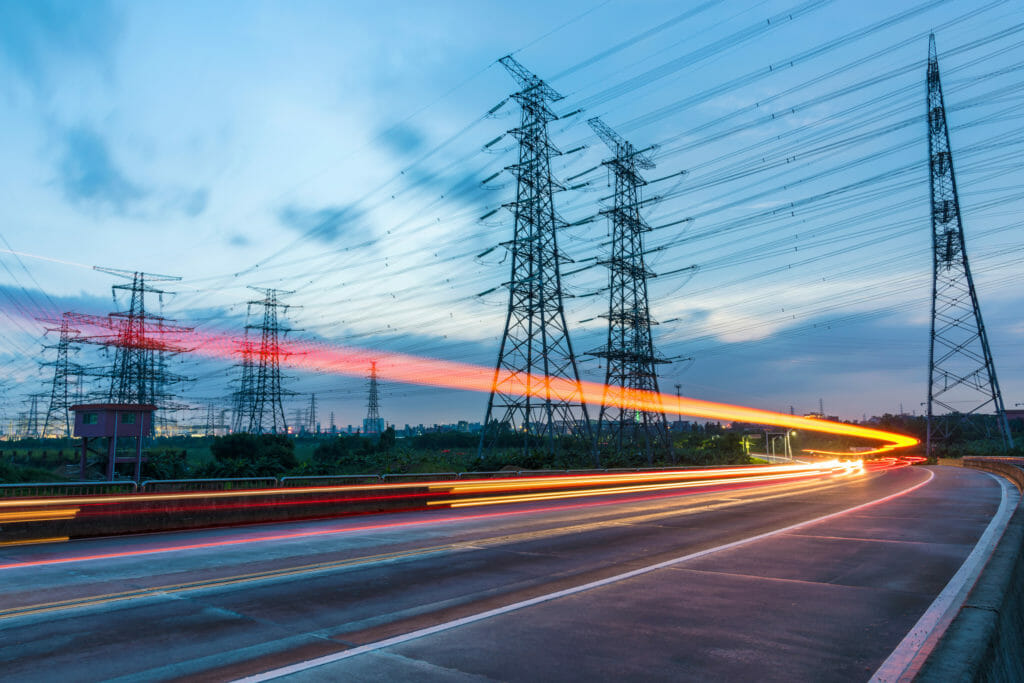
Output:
top-left (0, 462), bottom-right (868, 570)
top-left (61, 318), bottom-right (919, 453)
top-left (432, 462), bottom-right (864, 508)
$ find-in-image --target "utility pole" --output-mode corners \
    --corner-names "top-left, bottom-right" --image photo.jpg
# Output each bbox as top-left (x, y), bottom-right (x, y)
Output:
top-left (479, 55), bottom-right (591, 457)
top-left (925, 35), bottom-right (1013, 456)
top-left (586, 117), bottom-right (670, 464)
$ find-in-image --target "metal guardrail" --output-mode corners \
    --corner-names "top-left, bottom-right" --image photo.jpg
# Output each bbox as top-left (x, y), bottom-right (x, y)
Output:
top-left (514, 469), bottom-right (569, 477)
top-left (382, 472), bottom-right (459, 483)
top-left (0, 480), bottom-right (138, 498)
top-left (457, 470), bottom-right (522, 479)
top-left (279, 475), bottom-right (383, 487)
top-left (140, 477), bottom-right (278, 492)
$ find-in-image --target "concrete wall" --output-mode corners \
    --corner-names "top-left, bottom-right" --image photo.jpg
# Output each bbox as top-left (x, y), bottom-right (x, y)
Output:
top-left (917, 458), bottom-right (1024, 682)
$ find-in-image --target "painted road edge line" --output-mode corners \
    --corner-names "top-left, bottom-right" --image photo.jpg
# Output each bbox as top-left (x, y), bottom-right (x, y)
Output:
top-left (234, 468), bottom-right (936, 683)
top-left (869, 471), bottom-right (1018, 683)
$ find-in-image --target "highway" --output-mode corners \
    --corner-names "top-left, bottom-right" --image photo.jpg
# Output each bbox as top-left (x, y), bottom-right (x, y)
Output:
top-left (0, 465), bottom-right (1007, 682)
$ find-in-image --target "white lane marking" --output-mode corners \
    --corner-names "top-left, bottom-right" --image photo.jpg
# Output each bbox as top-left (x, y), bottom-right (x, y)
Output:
top-left (869, 471), bottom-right (1018, 683)
top-left (235, 469), bottom-right (935, 682)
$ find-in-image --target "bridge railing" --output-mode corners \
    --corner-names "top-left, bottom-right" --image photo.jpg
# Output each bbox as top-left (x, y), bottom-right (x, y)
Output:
top-left (279, 475), bottom-right (383, 487)
top-left (140, 477), bottom-right (278, 492)
top-left (382, 472), bottom-right (459, 483)
top-left (0, 481), bottom-right (137, 498)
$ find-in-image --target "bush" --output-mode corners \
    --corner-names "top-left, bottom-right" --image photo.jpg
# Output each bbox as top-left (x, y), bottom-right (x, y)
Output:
top-left (142, 448), bottom-right (191, 480)
top-left (199, 434), bottom-right (298, 477)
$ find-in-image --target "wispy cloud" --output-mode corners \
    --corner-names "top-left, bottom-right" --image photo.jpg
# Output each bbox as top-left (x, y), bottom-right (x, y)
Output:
top-left (57, 125), bottom-right (147, 211)
top-left (278, 204), bottom-right (366, 244)
top-left (378, 123), bottom-right (427, 157)
top-left (0, 0), bottom-right (120, 92)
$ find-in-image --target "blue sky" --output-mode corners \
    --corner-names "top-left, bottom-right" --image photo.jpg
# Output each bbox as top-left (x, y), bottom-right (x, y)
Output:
top-left (0, 0), bottom-right (1022, 430)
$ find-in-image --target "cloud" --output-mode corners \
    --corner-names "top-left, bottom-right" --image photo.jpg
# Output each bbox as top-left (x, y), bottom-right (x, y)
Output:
top-left (278, 204), bottom-right (365, 243)
top-left (378, 123), bottom-right (427, 157)
top-left (56, 125), bottom-right (147, 211)
top-left (172, 187), bottom-right (209, 218)
top-left (0, 0), bottom-right (120, 91)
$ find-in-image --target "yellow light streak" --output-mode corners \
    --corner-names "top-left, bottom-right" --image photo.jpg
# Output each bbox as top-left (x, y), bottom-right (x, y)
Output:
top-left (431, 464), bottom-right (859, 508)
top-left (0, 508), bottom-right (79, 523)
top-left (0, 536), bottom-right (70, 547)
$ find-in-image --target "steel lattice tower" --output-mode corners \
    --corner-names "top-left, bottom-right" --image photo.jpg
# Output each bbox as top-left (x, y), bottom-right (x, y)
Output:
top-left (925, 35), bottom-right (1013, 456)
top-left (479, 55), bottom-right (591, 456)
top-left (308, 393), bottom-right (318, 434)
top-left (99, 268), bottom-right (191, 409)
top-left (68, 268), bottom-right (192, 435)
top-left (230, 337), bottom-right (256, 433)
top-left (365, 361), bottom-right (383, 435)
top-left (586, 118), bottom-right (671, 464)
top-left (245, 288), bottom-right (295, 434)
top-left (40, 314), bottom-right (81, 438)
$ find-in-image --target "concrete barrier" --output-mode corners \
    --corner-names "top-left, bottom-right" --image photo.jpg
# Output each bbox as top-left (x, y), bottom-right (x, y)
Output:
top-left (917, 458), bottom-right (1024, 682)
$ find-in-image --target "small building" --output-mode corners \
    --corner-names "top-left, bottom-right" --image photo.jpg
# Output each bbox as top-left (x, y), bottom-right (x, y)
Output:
top-left (71, 403), bottom-right (156, 481)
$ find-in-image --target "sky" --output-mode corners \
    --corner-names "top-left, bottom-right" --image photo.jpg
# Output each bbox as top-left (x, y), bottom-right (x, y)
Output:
top-left (0, 0), bottom-right (1022, 431)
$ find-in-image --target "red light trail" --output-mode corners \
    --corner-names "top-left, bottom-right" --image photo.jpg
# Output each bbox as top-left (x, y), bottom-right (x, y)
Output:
top-left (56, 316), bottom-right (919, 454)
top-left (0, 461), bottom-right (874, 570)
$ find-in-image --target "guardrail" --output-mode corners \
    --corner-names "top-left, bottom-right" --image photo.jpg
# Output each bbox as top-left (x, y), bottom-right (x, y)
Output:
top-left (0, 480), bottom-right (137, 498)
top-left (279, 475), bottom-right (383, 487)
top-left (140, 477), bottom-right (279, 492)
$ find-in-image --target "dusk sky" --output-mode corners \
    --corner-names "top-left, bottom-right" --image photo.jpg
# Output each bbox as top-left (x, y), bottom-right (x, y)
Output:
top-left (0, 0), bottom-right (1021, 430)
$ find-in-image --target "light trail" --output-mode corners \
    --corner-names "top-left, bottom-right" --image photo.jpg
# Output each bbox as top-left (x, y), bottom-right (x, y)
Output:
top-left (0, 463), bottom-right (872, 570)
top-left (59, 316), bottom-right (920, 453)
top-left (0, 248), bottom-right (94, 270)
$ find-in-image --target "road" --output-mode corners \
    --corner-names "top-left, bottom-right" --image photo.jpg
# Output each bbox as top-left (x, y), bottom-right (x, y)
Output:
top-left (0, 465), bottom-right (1006, 682)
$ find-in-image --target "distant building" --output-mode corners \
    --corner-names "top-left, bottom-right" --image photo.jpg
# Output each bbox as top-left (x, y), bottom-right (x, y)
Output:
top-left (71, 403), bottom-right (156, 482)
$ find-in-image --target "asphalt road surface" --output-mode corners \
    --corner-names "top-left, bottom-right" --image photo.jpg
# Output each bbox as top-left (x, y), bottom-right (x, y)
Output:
top-left (0, 465), bottom-right (1004, 682)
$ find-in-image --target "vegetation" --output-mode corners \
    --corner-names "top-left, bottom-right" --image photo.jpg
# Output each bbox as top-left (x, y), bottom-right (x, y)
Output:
top-left (7, 412), bottom-right (1018, 484)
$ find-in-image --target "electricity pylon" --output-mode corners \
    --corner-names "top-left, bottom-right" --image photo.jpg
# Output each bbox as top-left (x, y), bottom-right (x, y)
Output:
top-left (365, 361), bottom-right (383, 435)
top-left (479, 55), bottom-right (591, 456)
top-left (40, 314), bottom-right (81, 438)
top-left (245, 288), bottom-right (296, 434)
top-left (586, 118), bottom-right (671, 464)
top-left (925, 34), bottom-right (1013, 456)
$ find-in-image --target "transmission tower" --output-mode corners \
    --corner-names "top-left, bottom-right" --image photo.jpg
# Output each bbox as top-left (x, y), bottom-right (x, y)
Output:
top-left (243, 288), bottom-right (296, 434)
top-left (479, 55), bottom-right (591, 456)
top-left (925, 35), bottom-right (1013, 455)
top-left (99, 268), bottom-right (191, 407)
top-left (67, 269), bottom-right (192, 435)
top-left (365, 361), bottom-right (383, 435)
top-left (22, 394), bottom-right (42, 438)
top-left (40, 314), bottom-right (82, 438)
top-left (586, 118), bottom-right (671, 464)
top-left (308, 393), bottom-right (318, 434)
top-left (230, 337), bottom-right (256, 433)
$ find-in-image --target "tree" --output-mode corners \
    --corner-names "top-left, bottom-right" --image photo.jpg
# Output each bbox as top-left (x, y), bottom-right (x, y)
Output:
top-left (203, 433), bottom-right (298, 477)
